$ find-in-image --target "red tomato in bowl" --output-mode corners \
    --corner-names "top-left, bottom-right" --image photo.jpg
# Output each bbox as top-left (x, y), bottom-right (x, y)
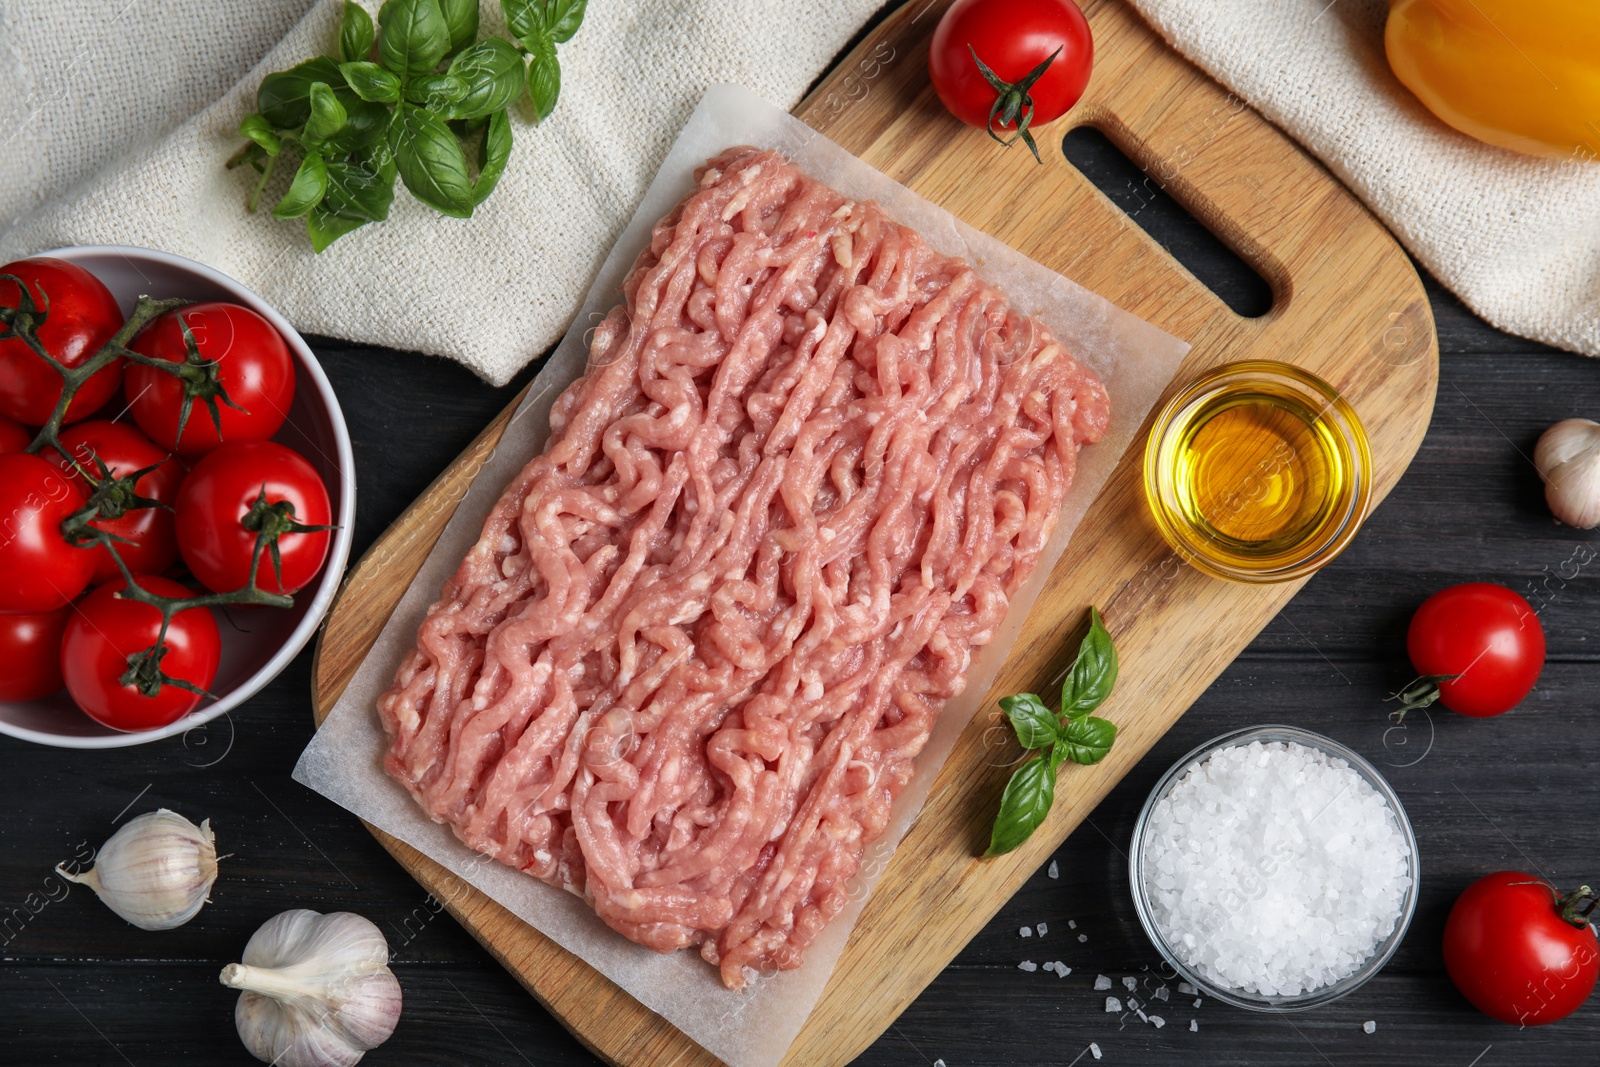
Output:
top-left (930, 0), bottom-right (1094, 134)
top-left (0, 415), bottom-right (33, 453)
top-left (0, 452), bottom-right (95, 612)
top-left (47, 421), bottom-right (186, 584)
top-left (175, 440), bottom-right (332, 596)
top-left (61, 576), bottom-right (221, 731)
top-left (0, 607), bottom-right (72, 702)
top-left (0, 257), bottom-right (125, 425)
top-left (125, 302), bottom-right (295, 456)
top-left (1407, 582), bottom-right (1545, 717)
top-left (1444, 871), bottom-right (1598, 1026)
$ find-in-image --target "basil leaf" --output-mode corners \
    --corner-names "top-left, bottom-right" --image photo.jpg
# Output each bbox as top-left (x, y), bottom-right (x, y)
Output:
top-left (390, 104), bottom-right (474, 217)
top-left (323, 88), bottom-right (391, 151)
top-left (438, 0), bottom-right (480, 53)
top-left (406, 73), bottom-right (468, 108)
top-left (525, 31), bottom-right (560, 122)
top-left (986, 753), bottom-right (1056, 856)
top-left (339, 1), bottom-right (376, 63)
top-left (258, 57), bottom-right (344, 127)
top-left (302, 82), bottom-right (349, 148)
top-left (442, 37), bottom-right (523, 120)
top-left (1061, 606), bottom-right (1118, 719)
top-left (473, 108), bottom-right (512, 205)
top-left (1055, 715), bottom-right (1117, 767)
top-left (548, 0), bottom-right (587, 43)
top-left (238, 114), bottom-right (281, 157)
top-left (306, 210), bottom-right (368, 252)
top-left (999, 693), bottom-right (1060, 752)
top-left (272, 151), bottom-right (329, 219)
top-left (340, 60), bottom-right (402, 103)
top-left (500, 0), bottom-right (548, 41)
top-left (378, 0), bottom-right (450, 77)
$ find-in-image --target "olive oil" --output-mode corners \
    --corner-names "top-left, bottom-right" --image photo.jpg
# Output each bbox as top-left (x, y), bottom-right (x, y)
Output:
top-left (1144, 362), bottom-right (1372, 583)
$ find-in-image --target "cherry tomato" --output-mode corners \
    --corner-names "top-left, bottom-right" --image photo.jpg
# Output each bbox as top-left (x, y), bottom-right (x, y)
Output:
top-left (1405, 582), bottom-right (1545, 717)
top-left (0, 415), bottom-right (32, 453)
top-left (0, 452), bottom-right (95, 612)
top-left (930, 0), bottom-right (1094, 136)
top-left (176, 440), bottom-right (331, 596)
top-left (0, 607), bottom-right (72, 702)
top-left (1444, 871), bottom-right (1599, 1026)
top-left (60, 576), bottom-right (220, 731)
top-left (0, 257), bottom-right (125, 425)
top-left (125, 302), bottom-right (295, 456)
top-left (46, 421), bottom-right (186, 585)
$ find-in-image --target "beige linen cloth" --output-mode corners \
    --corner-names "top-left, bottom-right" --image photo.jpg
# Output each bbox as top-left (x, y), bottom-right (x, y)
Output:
top-left (0, 0), bottom-right (884, 385)
top-left (1124, 0), bottom-right (1600, 360)
top-left (5, 0), bottom-right (1597, 384)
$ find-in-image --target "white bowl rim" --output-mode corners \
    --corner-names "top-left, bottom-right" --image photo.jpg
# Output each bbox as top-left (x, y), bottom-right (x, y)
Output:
top-left (0, 245), bottom-right (356, 749)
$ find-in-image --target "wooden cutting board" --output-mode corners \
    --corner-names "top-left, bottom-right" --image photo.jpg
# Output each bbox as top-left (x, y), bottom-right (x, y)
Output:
top-left (310, 0), bottom-right (1438, 1063)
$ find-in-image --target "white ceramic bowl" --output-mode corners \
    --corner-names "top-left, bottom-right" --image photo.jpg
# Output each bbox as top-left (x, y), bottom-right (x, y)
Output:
top-left (0, 246), bottom-right (355, 748)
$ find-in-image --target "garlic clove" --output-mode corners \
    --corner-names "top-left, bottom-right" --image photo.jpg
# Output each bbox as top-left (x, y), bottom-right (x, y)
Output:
top-left (222, 910), bottom-right (402, 1067)
top-left (57, 809), bottom-right (218, 931)
top-left (1535, 419), bottom-right (1600, 528)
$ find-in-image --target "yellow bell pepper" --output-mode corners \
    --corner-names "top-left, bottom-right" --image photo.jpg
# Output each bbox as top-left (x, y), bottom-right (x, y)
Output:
top-left (1385, 0), bottom-right (1600, 160)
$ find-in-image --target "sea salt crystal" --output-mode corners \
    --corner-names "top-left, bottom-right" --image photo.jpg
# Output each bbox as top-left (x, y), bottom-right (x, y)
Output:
top-left (1139, 739), bottom-right (1412, 998)
top-left (1095, 975), bottom-right (1112, 990)
top-left (1019, 960), bottom-right (1038, 972)
top-left (1178, 982), bottom-right (1197, 995)
top-left (1189, 1019), bottom-right (1198, 1032)
top-left (1105, 997), bottom-right (1122, 1012)
top-left (1122, 977), bottom-right (1137, 992)
top-left (1057, 964), bottom-right (1071, 977)
top-left (1363, 1020), bottom-right (1377, 1034)
top-left (1151, 1016), bottom-right (1166, 1029)
top-left (1090, 1044), bottom-right (1102, 1060)
top-left (1154, 986), bottom-right (1170, 1001)
top-left (934, 1061), bottom-right (946, 1067)
top-left (1036, 922), bottom-right (1048, 936)
top-left (1193, 998), bottom-right (1202, 1008)
top-left (1135, 1008), bottom-right (1149, 1023)
top-left (1049, 860), bottom-right (1060, 879)
top-left (1068, 920), bottom-right (1077, 930)
top-left (1078, 933), bottom-right (1088, 943)
top-left (1020, 927), bottom-right (1033, 938)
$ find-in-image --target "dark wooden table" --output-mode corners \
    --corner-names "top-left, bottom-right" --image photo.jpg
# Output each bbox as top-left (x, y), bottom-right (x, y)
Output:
top-left (5, 188), bottom-right (1599, 1067)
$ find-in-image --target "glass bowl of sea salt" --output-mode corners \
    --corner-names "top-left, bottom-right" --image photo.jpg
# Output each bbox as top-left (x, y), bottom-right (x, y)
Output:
top-left (1129, 725), bottom-right (1418, 1011)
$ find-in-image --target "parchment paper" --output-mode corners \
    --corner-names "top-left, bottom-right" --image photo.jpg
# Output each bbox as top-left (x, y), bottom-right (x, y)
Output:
top-left (294, 84), bottom-right (1190, 1067)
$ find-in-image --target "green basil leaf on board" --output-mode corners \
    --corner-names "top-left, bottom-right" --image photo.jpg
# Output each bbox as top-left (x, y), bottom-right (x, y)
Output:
top-left (1054, 715), bottom-right (1118, 767)
top-left (378, 0), bottom-right (450, 77)
top-left (499, 0), bottom-right (548, 41)
top-left (301, 82), bottom-right (349, 147)
top-left (323, 89), bottom-right (391, 151)
top-left (257, 57), bottom-right (344, 127)
top-left (406, 73), bottom-right (468, 108)
top-left (237, 115), bottom-right (281, 156)
top-left (525, 31), bottom-right (560, 122)
top-left (438, 0), bottom-right (480, 54)
top-left (1061, 607), bottom-right (1118, 719)
top-left (548, 0), bottom-right (588, 43)
top-left (339, 1), bottom-right (376, 63)
top-left (473, 108), bottom-right (513, 205)
top-left (272, 151), bottom-right (329, 219)
top-left (390, 104), bottom-right (475, 217)
top-left (306, 151), bottom-right (398, 250)
top-left (987, 753), bottom-right (1057, 857)
top-left (999, 693), bottom-right (1060, 752)
top-left (443, 38), bottom-right (524, 120)
top-left (339, 61), bottom-right (402, 103)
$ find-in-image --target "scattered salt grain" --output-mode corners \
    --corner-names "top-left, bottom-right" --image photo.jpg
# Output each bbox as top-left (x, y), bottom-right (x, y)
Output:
top-left (1018, 960), bottom-right (1038, 972)
top-left (1020, 926), bottom-right (1033, 938)
top-left (1122, 976), bottom-right (1137, 992)
top-left (1363, 1020), bottom-right (1377, 1034)
top-left (1090, 1043), bottom-right (1102, 1061)
top-left (1057, 965), bottom-right (1071, 977)
top-left (1105, 997), bottom-right (1122, 1012)
top-left (1078, 933), bottom-right (1088, 942)
top-left (1036, 922), bottom-right (1048, 936)
top-left (1068, 919), bottom-right (1077, 930)
top-left (1127, 998), bottom-right (1140, 1012)
top-left (1154, 985), bottom-right (1170, 1002)
top-left (934, 1061), bottom-right (946, 1067)
top-left (1151, 1015), bottom-right (1166, 1029)
top-left (1178, 982), bottom-right (1197, 995)
top-left (1094, 975), bottom-right (1112, 991)
top-left (1193, 998), bottom-right (1202, 1008)
top-left (1189, 1019), bottom-right (1198, 1032)
top-left (1140, 739), bottom-right (1412, 998)
top-left (1135, 1008), bottom-right (1149, 1023)
top-left (1049, 860), bottom-right (1060, 879)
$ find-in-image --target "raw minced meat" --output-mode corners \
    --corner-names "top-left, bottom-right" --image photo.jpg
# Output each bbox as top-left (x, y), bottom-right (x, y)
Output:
top-left (378, 146), bottom-right (1110, 988)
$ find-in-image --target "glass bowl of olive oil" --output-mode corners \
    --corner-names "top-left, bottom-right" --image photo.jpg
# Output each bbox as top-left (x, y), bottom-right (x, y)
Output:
top-left (1143, 361), bottom-right (1372, 583)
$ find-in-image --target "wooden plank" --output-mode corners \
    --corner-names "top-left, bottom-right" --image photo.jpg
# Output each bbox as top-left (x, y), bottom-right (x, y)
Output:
top-left (310, 1), bottom-right (1438, 1064)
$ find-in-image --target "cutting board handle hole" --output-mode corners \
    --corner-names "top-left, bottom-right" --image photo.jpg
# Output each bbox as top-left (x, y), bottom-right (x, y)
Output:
top-left (1062, 126), bottom-right (1273, 319)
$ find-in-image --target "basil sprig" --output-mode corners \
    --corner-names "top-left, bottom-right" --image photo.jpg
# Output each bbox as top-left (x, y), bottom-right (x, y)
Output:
top-left (986, 607), bottom-right (1120, 857)
top-left (228, 0), bottom-right (587, 251)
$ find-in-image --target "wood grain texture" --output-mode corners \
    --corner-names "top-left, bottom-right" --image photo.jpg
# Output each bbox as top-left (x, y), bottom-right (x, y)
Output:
top-left (308, 2), bottom-right (1438, 1064)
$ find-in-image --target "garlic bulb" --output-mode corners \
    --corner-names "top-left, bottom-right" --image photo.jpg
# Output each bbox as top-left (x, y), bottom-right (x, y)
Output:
top-left (221, 910), bottom-right (402, 1067)
top-left (1535, 418), bottom-right (1600, 528)
top-left (57, 809), bottom-right (218, 930)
